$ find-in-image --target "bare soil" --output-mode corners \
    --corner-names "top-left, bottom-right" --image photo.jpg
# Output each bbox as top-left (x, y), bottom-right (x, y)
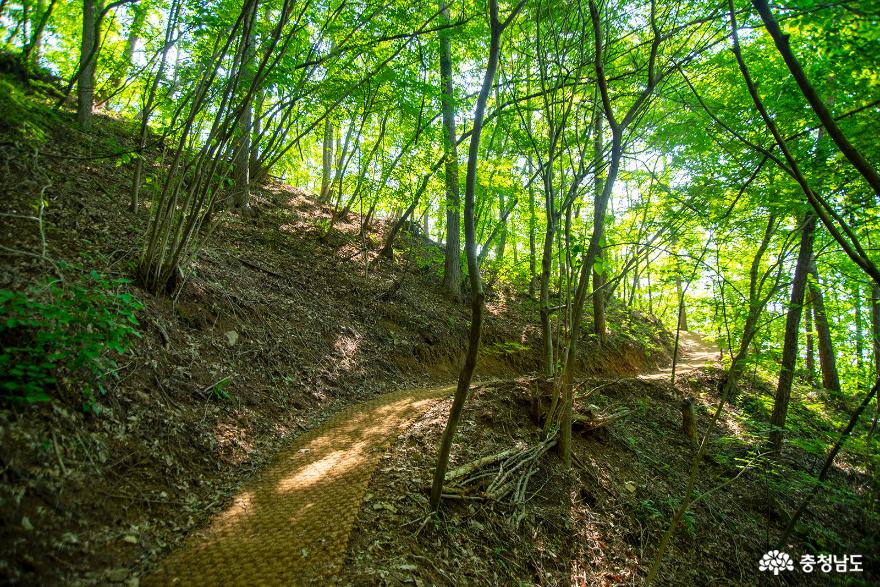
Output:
top-left (340, 337), bottom-right (878, 586)
top-left (0, 93), bottom-right (673, 586)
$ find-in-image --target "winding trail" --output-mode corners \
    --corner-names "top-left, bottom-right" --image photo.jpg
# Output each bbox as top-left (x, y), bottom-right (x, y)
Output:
top-left (640, 330), bottom-right (720, 382)
top-left (147, 332), bottom-right (718, 585)
top-left (146, 385), bottom-right (454, 586)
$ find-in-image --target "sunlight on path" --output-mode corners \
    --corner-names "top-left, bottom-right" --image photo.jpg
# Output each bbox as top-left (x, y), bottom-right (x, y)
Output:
top-left (145, 385), bottom-right (454, 586)
top-left (639, 331), bottom-right (719, 381)
top-left (147, 335), bottom-right (717, 585)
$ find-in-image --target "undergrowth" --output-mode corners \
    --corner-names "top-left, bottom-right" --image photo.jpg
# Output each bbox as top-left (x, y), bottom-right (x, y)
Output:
top-left (0, 263), bottom-right (142, 412)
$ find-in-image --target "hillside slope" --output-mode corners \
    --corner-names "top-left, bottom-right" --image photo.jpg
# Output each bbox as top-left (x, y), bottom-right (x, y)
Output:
top-left (0, 76), bottom-right (673, 585)
top-left (341, 340), bottom-right (878, 586)
top-left (2, 75), bottom-right (874, 587)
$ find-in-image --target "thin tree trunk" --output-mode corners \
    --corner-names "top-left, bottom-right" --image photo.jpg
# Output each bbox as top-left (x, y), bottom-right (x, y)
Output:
top-left (769, 213), bottom-right (816, 453)
top-left (131, 0), bottom-right (179, 214)
top-left (528, 157), bottom-right (537, 298)
top-left (430, 0), bottom-right (520, 510)
top-left (629, 254), bottom-right (639, 308)
top-left (438, 0), bottom-right (462, 302)
top-left (495, 192), bottom-right (507, 261)
top-left (804, 284), bottom-right (815, 384)
top-left (855, 282), bottom-right (864, 382)
top-left (319, 36), bottom-right (336, 202)
top-left (20, 0), bottom-right (29, 54)
top-left (592, 110), bottom-right (606, 344)
top-left (231, 0), bottom-right (257, 213)
top-left (105, 2), bottom-right (145, 96)
top-left (867, 285), bottom-right (880, 465)
top-left (539, 216), bottom-right (555, 378)
top-left (675, 272), bottom-right (688, 331)
top-left (646, 251), bottom-right (653, 315)
top-left (22, 0), bottom-right (54, 68)
top-left (751, 0), bottom-right (880, 196)
top-left (558, 125), bottom-right (622, 466)
top-left (320, 117), bottom-right (333, 202)
top-left (477, 197), bottom-right (515, 268)
top-left (593, 268), bottom-right (606, 341)
top-left (77, 0), bottom-right (98, 129)
top-left (250, 89), bottom-right (264, 181)
top-left (808, 259), bottom-right (841, 393)
top-left (873, 284), bottom-right (880, 380)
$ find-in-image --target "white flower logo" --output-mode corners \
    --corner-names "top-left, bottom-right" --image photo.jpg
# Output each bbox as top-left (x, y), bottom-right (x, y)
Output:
top-left (759, 550), bottom-right (794, 575)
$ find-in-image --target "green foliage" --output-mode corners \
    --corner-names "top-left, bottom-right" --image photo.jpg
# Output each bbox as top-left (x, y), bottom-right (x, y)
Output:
top-left (0, 75), bottom-right (57, 143)
top-left (0, 266), bottom-right (142, 411)
top-left (638, 498), bottom-right (664, 521)
top-left (636, 498), bottom-right (695, 536)
top-left (210, 376), bottom-right (233, 401)
top-left (405, 236), bottom-right (445, 277)
top-left (483, 341), bottom-right (529, 356)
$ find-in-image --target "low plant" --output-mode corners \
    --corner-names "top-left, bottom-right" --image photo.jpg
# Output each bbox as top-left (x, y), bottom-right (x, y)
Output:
top-left (0, 265), bottom-right (142, 411)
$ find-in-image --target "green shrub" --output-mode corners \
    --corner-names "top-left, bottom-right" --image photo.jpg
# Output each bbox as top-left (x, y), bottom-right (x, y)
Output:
top-left (0, 75), bottom-right (57, 143)
top-left (0, 266), bottom-right (142, 411)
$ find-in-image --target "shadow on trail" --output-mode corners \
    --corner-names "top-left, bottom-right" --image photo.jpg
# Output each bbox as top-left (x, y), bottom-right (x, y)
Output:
top-left (146, 386), bottom-right (454, 586)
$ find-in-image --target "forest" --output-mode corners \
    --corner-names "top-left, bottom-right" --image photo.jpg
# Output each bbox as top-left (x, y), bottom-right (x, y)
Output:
top-left (0, 0), bottom-right (878, 584)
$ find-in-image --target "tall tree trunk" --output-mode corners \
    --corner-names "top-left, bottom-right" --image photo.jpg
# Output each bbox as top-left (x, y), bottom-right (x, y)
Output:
top-left (868, 284), bottom-right (880, 464)
top-left (558, 125), bottom-right (622, 466)
top-left (320, 117), bottom-right (334, 202)
top-left (495, 192), bottom-right (507, 261)
top-left (629, 254), bottom-right (639, 308)
top-left (20, 0), bottom-right (30, 55)
top-left (438, 0), bottom-right (462, 301)
top-left (232, 0), bottom-right (257, 213)
top-left (591, 111), bottom-right (606, 344)
top-left (232, 101), bottom-right (253, 210)
top-left (805, 286), bottom-right (816, 384)
top-left (528, 157), bottom-right (537, 298)
top-left (430, 0), bottom-right (517, 510)
top-left (77, 0), bottom-right (99, 129)
top-left (873, 284), bottom-right (880, 380)
top-left (855, 282), bottom-right (864, 382)
top-left (539, 216), bottom-right (555, 377)
top-left (769, 213), bottom-right (816, 453)
top-left (105, 2), bottom-right (146, 96)
top-left (22, 0), bottom-right (53, 68)
top-left (675, 272), bottom-right (688, 331)
top-left (808, 259), bottom-right (841, 393)
top-left (130, 0), bottom-right (179, 213)
top-left (593, 267), bottom-right (606, 341)
top-left (250, 89), bottom-right (264, 181)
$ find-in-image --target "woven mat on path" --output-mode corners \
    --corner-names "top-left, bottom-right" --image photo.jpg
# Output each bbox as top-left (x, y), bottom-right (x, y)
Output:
top-left (146, 385), bottom-right (454, 586)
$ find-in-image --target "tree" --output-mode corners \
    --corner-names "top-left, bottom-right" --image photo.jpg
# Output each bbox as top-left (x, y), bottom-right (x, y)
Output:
top-left (431, 0), bottom-right (524, 510)
top-left (807, 257), bottom-right (841, 394)
top-left (230, 0), bottom-right (258, 214)
top-left (76, 0), bottom-right (98, 128)
top-left (21, 0), bottom-right (55, 70)
top-left (769, 213), bottom-right (815, 453)
top-left (438, 0), bottom-right (462, 301)
top-left (75, 0), bottom-right (138, 129)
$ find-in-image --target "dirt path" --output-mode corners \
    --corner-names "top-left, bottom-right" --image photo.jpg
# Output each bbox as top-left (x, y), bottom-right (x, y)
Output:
top-left (640, 330), bottom-right (719, 382)
top-left (146, 333), bottom-right (718, 586)
top-left (145, 385), bottom-right (455, 586)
